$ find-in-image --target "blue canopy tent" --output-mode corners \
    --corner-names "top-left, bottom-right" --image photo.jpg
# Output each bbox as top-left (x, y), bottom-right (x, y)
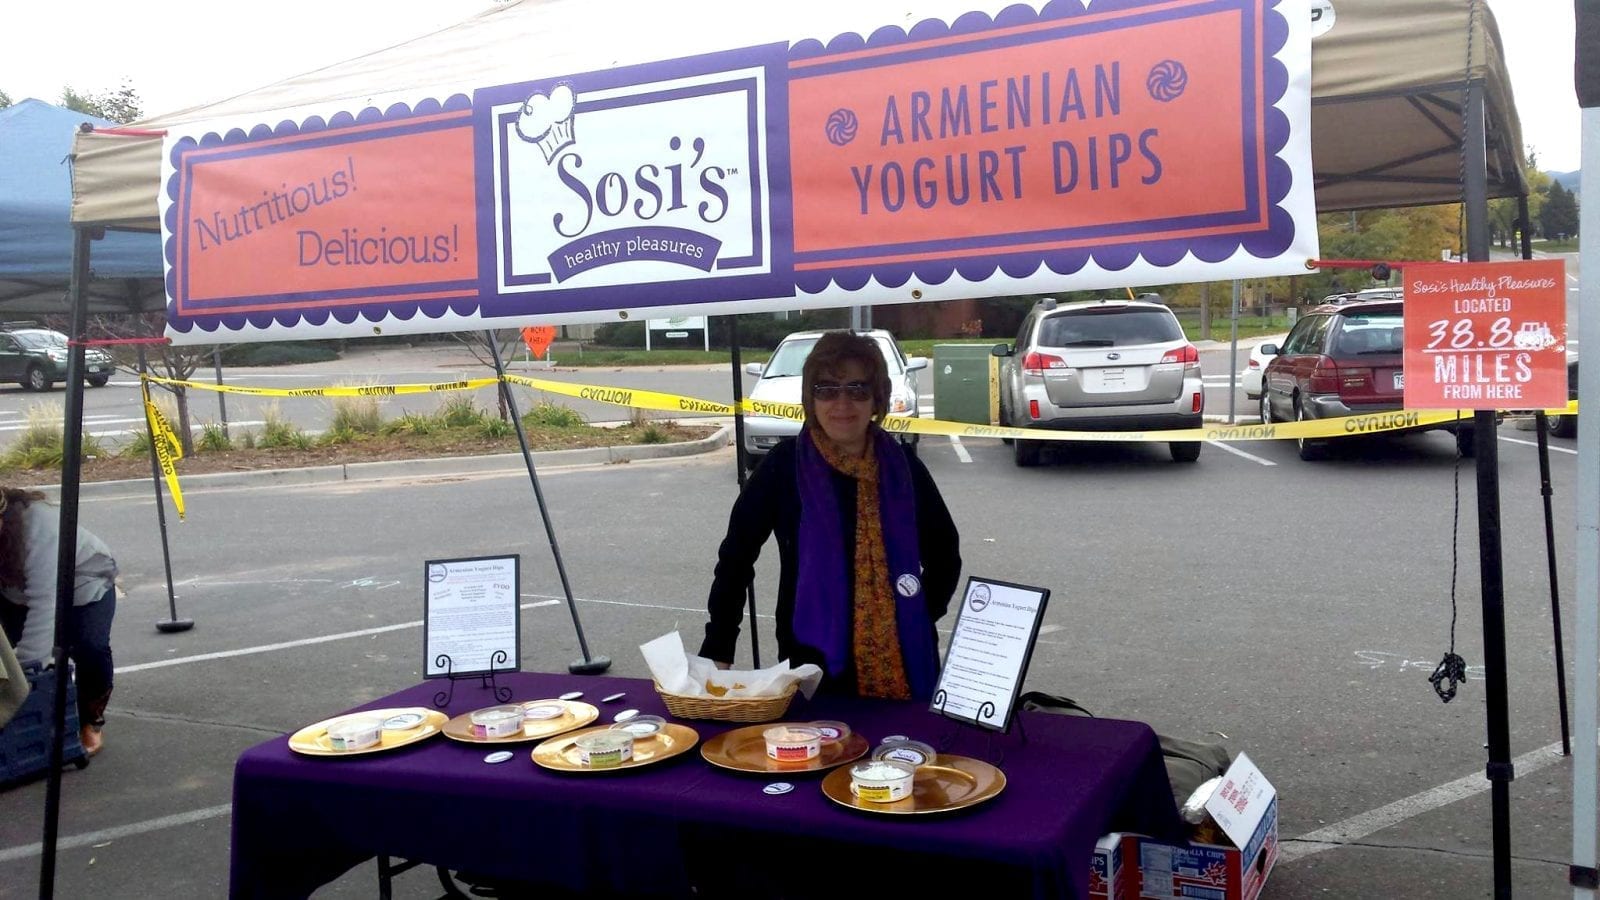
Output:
top-left (0, 99), bottom-right (161, 315)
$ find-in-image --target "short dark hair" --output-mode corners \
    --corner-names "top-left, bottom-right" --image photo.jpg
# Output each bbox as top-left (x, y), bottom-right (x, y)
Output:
top-left (801, 331), bottom-right (890, 422)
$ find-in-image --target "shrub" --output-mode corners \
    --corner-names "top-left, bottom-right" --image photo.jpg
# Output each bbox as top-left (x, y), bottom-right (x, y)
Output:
top-left (196, 422), bottom-right (233, 452)
top-left (383, 412), bottom-right (436, 436)
top-left (523, 402), bottom-right (585, 428)
top-left (329, 392), bottom-right (383, 435)
top-left (438, 397), bottom-right (486, 429)
top-left (258, 402), bottom-right (309, 449)
top-left (220, 342), bottom-right (341, 366)
top-left (476, 418), bottom-right (513, 439)
top-left (637, 423), bottom-right (670, 444)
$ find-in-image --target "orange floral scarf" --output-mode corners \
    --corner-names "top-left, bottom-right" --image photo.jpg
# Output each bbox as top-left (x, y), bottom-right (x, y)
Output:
top-left (811, 429), bottom-right (912, 700)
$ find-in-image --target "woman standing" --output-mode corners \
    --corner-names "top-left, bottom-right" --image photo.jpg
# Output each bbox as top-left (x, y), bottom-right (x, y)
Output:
top-left (701, 331), bottom-right (961, 700)
top-left (0, 488), bottom-right (118, 755)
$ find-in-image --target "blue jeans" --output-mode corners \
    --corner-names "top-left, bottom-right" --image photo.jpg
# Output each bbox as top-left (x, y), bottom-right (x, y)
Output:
top-left (70, 586), bottom-right (116, 727)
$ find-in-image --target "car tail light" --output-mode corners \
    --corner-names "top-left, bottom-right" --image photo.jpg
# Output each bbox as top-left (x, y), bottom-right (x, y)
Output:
top-left (1029, 399), bottom-right (1041, 420)
top-left (1308, 356), bottom-right (1340, 393)
top-left (1192, 392), bottom-right (1203, 413)
top-left (1247, 358), bottom-right (1261, 369)
top-left (1160, 345), bottom-right (1200, 365)
top-left (1022, 352), bottom-right (1066, 374)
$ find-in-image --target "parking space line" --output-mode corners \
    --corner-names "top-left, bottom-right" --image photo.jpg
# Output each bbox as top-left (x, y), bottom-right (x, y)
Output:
top-left (116, 599), bottom-right (560, 674)
top-left (1205, 440), bottom-right (1276, 466)
top-left (949, 436), bottom-right (972, 463)
top-left (1500, 435), bottom-right (1577, 455)
top-left (0, 803), bottom-right (234, 864)
top-left (1279, 740), bottom-right (1572, 863)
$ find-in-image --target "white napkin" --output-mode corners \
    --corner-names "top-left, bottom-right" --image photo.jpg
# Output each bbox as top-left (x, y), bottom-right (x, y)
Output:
top-left (641, 632), bottom-right (823, 700)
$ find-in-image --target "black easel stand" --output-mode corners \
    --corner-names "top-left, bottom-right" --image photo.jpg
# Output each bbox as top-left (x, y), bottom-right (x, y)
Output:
top-left (727, 315), bottom-right (761, 668)
top-left (930, 691), bottom-right (1026, 766)
top-left (431, 652), bottom-right (513, 708)
top-left (486, 332), bottom-right (609, 675)
top-left (137, 344), bottom-right (192, 634)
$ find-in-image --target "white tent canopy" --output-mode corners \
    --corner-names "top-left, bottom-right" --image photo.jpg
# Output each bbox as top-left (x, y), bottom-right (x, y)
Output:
top-left (68, 0), bottom-right (1527, 231)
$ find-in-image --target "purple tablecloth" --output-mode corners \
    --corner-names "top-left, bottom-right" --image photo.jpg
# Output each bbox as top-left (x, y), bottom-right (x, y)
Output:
top-left (231, 673), bottom-right (1183, 898)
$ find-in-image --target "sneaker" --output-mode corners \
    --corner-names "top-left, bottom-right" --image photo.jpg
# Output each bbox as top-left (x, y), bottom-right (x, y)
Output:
top-left (79, 725), bottom-right (103, 757)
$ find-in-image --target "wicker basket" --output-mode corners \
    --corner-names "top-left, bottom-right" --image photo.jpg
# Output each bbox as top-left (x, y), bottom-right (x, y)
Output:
top-left (654, 681), bottom-right (797, 723)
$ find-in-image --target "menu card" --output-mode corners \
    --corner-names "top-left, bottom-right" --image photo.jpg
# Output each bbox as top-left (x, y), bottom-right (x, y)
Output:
top-left (423, 555), bottom-right (521, 677)
top-left (930, 577), bottom-right (1050, 732)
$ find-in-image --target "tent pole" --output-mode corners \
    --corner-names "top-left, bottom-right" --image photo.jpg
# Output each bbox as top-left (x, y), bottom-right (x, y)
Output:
top-left (137, 342), bottom-right (191, 634)
top-left (1519, 197), bottom-right (1572, 756)
top-left (726, 316), bottom-right (760, 668)
top-left (40, 225), bottom-right (93, 899)
top-left (485, 331), bottom-right (609, 675)
top-left (1570, 100), bottom-right (1600, 899)
top-left (1464, 78), bottom-right (1513, 900)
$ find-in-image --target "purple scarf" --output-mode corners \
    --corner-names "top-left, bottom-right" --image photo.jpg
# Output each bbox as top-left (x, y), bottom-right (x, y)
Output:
top-left (792, 426), bottom-right (937, 699)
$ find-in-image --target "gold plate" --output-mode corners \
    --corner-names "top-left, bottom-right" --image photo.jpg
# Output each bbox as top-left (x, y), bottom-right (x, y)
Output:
top-left (287, 707), bottom-right (449, 757)
top-left (442, 699), bottom-right (599, 745)
top-left (820, 754), bottom-right (1006, 815)
top-left (532, 723), bottom-right (699, 773)
top-left (699, 723), bottom-right (869, 775)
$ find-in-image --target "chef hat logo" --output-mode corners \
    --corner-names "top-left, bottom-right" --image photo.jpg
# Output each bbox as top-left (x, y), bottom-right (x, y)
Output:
top-left (516, 83), bottom-right (577, 163)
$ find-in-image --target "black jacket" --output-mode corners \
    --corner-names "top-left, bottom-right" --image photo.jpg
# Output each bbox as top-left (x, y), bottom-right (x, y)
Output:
top-left (699, 437), bottom-right (962, 691)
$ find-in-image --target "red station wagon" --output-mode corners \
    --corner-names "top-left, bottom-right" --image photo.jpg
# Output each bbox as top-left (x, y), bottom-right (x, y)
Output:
top-left (1258, 300), bottom-right (1477, 460)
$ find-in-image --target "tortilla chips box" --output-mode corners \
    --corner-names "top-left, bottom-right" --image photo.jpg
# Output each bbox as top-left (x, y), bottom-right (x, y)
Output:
top-left (1127, 753), bottom-right (1278, 900)
top-left (1089, 833), bottom-right (1128, 900)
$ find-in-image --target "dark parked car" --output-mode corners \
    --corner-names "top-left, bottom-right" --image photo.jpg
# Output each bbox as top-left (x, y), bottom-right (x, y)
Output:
top-left (0, 328), bottom-right (115, 391)
top-left (1259, 300), bottom-right (1475, 460)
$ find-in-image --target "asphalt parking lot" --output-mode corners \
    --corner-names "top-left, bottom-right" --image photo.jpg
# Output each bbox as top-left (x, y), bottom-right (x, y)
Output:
top-left (0, 410), bottom-right (1586, 899)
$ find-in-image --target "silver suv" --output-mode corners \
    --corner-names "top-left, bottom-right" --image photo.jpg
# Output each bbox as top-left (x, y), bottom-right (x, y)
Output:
top-left (993, 297), bottom-right (1204, 465)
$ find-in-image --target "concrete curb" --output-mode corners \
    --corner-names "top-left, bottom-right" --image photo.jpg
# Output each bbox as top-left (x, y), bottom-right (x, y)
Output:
top-left (64, 425), bottom-right (733, 499)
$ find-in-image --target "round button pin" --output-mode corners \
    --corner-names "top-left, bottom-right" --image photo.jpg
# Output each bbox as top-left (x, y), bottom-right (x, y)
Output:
top-left (601, 692), bottom-right (627, 703)
top-left (763, 782), bottom-right (794, 796)
top-left (613, 708), bottom-right (640, 723)
top-left (880, 734), bottom-right (909, 744)
top-left (559, 691), bottom-right (584, 701)
top-left (484, 750), bottom-right (514, 764)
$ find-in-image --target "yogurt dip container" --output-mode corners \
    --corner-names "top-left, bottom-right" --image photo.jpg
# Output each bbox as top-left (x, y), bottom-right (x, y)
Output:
top-left (327, 717), bottom-right (383, 751)
top-left (849, 759), bottom-right (917, 803)
top-left (763, 725), bottom-right (823, 762)
top-left (808, 720), bottom-right (851, 745)
top-left (470, 705), bottom-right (526, 739)
top-left (609, 715), bottom-right (666, 740)
top-left (521, 700), bottom-right (568, 722)
top-left (574, 730), bottom-right (635, 768)
top-left (873, 738), bottom-right (937, 768)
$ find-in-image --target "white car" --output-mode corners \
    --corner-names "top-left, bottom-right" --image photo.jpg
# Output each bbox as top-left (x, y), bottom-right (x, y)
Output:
top-left (741, 329), bottom-right (927, 468)
top-left (1241, 341), bottom-right (1277, 401)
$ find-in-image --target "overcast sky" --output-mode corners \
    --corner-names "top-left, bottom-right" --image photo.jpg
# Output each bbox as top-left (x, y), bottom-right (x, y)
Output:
top-left (0, 0), bottom-right (1584, 172)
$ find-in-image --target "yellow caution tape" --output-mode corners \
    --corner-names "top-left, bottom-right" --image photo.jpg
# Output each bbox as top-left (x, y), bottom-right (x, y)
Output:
top-left (147, 373), bottom-right (1580, 446)
top-left (140, 380), bottom-right (186, 521)
top-left (141, 374), bottom-right (499, 397)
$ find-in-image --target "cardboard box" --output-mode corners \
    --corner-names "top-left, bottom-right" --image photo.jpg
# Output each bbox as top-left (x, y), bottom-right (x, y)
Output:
top-left (1129, 753), bottom-right (1279, 900)
top-left (1089, 832), bottom-right (1128, 900)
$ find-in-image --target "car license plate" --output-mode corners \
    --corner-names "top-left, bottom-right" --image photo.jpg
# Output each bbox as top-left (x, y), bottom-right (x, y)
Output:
top-left (1099, 368), bottom-right (1126, 386)
top-left (1393, 371), bottom-right (1404, 389)
top-left (87, 366), bottom-right (101, 373)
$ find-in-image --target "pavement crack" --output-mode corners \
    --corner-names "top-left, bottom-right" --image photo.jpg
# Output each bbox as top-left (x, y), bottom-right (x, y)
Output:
top-left (1281, 837), bottom-right (1570, 868)
top-left (111, 708), bottom-right (285, 736)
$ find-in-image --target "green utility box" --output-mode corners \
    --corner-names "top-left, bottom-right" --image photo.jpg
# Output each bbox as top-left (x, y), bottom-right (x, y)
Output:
top-left (932, 344), bottom-right (998, 426)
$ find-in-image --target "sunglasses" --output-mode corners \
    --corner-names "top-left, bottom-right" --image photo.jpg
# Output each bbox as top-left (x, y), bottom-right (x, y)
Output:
top-left (813, 381), bottom-right (873, 402)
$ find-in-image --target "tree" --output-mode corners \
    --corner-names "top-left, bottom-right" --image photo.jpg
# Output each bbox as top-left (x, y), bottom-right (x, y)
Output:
top-left (1487, 152), bottom-right (1552, 245)
top-left (1541, 181), bottom-right (1580, 240)
top-left (0, 89), bottom-right (11, 111)
top-left (60, 81), bottom-right (142, 124)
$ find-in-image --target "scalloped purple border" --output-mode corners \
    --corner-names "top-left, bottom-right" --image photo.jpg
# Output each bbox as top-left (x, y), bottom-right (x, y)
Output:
top-left (787, 0), bottom-right (1295, 294)
top-left (162, 0), bottom-right (1297, 336)
top-left (162, 95), bottom-right (474, 337)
